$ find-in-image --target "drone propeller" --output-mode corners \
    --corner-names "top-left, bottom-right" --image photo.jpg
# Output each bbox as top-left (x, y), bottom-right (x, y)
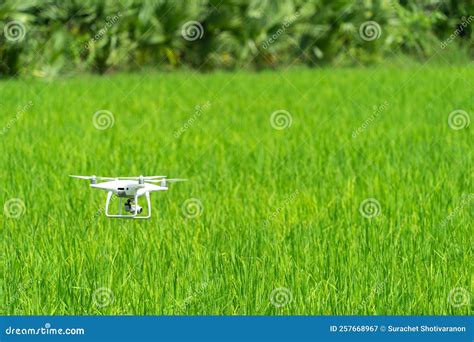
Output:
top-left (69, 175), bottom-right (115, 180)
top-left (147, 178), bottom-right (188, 183)
top-left (70, 175), bottom-right (187, 186)
top-left (70, 175), bottom-right (90, 179)
top-left (119, 176), bottom-right (166, 180)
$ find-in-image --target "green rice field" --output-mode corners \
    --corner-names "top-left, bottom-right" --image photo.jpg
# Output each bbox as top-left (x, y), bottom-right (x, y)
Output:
top-left (1, 65), bottom-right (472, 315)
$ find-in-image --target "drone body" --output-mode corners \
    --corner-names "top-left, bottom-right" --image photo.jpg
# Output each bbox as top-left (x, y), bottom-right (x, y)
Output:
top-left (70, 175), bottom-right (186, 219)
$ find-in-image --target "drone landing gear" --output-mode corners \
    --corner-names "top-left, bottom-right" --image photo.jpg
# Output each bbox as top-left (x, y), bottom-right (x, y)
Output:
top-left (105, 191), bottom-right (151, 219)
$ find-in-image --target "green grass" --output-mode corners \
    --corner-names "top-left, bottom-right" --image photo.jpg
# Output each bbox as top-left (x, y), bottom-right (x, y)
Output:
top-left (1, 65), bottom-right (472, 315)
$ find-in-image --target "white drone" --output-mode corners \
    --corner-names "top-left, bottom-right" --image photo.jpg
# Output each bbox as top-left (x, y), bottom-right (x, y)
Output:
top-left (70, 175), bottom-right (187, 219)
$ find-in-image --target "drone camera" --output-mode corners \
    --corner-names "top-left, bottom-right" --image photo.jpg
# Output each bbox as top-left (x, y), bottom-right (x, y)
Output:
top-left (124, 199), bottom-right (143, 214)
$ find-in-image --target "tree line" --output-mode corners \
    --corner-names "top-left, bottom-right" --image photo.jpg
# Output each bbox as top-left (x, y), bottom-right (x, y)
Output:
top-left (0, 0), bottom-right (472, 77)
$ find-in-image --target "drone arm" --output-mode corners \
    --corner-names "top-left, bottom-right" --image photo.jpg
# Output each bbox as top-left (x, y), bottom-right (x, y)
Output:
top-left (91, 184), bottom-right (117, 192)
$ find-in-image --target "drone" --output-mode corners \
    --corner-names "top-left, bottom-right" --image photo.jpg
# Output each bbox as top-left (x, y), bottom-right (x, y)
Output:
top-left (70, 175), bottom-right (187, 219)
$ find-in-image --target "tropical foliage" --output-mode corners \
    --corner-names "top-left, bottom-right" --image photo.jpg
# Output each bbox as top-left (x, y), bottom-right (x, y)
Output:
top-left (0, 0), bottom-right (472, 76)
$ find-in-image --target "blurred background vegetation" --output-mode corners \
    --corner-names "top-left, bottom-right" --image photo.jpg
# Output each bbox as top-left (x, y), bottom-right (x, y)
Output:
top-left (0, 0), bottom-right (472, 77)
